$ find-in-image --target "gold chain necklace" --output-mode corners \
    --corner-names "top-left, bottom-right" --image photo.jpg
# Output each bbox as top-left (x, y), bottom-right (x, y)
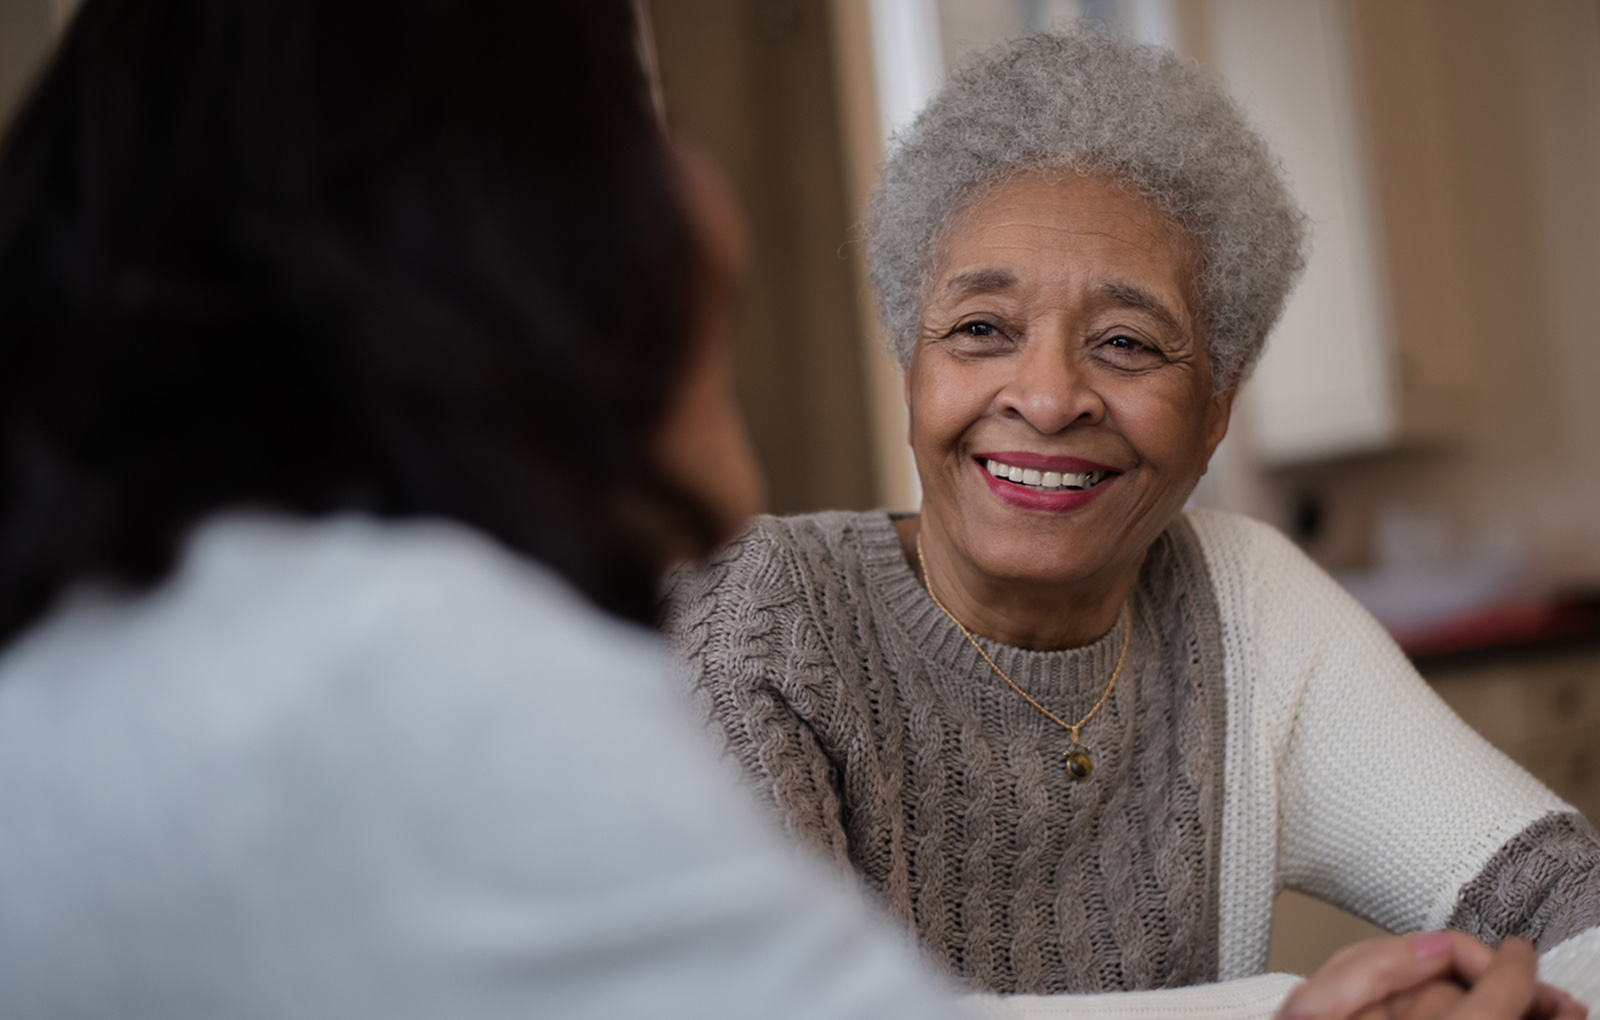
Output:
top-left (915, 533), bottom-right (1129, 781)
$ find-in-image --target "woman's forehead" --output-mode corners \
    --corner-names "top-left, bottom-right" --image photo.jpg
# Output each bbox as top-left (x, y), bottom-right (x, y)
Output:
top-left (934, 174), bottom-right (1194, 284)
top-left (926, 172), bottom-right (1201, 329)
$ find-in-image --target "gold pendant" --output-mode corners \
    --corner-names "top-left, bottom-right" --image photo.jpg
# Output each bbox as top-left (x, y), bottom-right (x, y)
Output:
top-left (1063, 746), bottom-right (1093, 781)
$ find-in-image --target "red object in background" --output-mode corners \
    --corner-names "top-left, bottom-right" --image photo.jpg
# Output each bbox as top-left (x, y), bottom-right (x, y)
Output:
top-left (1394, 594), bottom-right (1600, 664)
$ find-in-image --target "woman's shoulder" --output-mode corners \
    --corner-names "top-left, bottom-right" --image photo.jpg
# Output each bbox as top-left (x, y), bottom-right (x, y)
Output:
top-left (1175, 507), bottom-right (1410, 694)
top-left (1178, 507), bottom-right (1299, 563)
top-left (0, 513), bottom-right (687, 819)
top-left (666, 509), bottom-right (894, 606)
top-left (738, 509), bottom-right (898, 560)
top-left (171, 514), bottom-right (662, 681)
top-left (663, 509), bottom-right (899, 665)
top-left (1178, 508), bottom-right (1340, 600)
top-left (1172, 507), bottom-right (1379, 667)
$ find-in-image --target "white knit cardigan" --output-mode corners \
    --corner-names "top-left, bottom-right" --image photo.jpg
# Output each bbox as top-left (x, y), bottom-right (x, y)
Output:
top-left (963, 510), bottom-right (1600, 1018)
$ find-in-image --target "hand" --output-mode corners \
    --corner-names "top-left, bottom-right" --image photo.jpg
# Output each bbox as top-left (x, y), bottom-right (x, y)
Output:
top-left (1273, 932), bottom-right (1586, 1020)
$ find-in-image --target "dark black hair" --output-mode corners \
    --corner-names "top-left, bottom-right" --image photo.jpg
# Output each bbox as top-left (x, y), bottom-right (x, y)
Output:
top-left (0, 0), bottom-right (712, 638)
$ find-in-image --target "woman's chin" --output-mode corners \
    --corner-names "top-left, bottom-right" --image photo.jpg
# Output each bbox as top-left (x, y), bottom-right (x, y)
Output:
top-left (934, 488), bottom-right (1158, 590)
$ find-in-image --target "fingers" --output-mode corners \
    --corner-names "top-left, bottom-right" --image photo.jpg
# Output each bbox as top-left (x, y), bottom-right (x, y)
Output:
top-left (1351, 979), bottom-right (1467, 1020)
top-left (1549, 987), bottom-right (1587, 1020)
top-left (1435, 931), bottom-right (1498, 982)
top-left (1529, 984), bottom-right (1589, 1020)
top-left (1444, 937), bottom-right (1538, 1020)
top-left (1275, 931), bottom-right (1586, 1020)
top-left (1276, 932), bottom-right (1467, 1020)
top-left (1391, 934), bottom-right (1582, 1020)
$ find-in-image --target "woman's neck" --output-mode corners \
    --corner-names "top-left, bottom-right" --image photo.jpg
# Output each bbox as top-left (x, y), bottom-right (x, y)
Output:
top-left (893, 515), bottom-right (1141, 651)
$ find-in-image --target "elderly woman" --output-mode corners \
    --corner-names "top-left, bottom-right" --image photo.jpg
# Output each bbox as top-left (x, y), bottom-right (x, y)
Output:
top-left (668, 28), bottom-right (1600, 1012)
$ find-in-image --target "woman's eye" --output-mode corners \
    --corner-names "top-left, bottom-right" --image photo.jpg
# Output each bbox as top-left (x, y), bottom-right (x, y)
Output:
top-left (1101, 333), bottom-right (1167, 361)
top-left (1095, 332), bottom-right (1172, 370)
top-left (930, 318), bottom-right (1015, 359)
top-left (940, 320), bottom-right (1011, 346)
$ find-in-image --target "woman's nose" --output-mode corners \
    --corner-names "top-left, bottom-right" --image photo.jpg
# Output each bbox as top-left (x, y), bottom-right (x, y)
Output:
top-left (994, 341), bottom-right (1104, 434)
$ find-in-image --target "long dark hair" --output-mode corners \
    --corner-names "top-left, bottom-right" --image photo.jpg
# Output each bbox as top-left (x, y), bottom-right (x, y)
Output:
top-left (0, 0), bottom-right (712, 637)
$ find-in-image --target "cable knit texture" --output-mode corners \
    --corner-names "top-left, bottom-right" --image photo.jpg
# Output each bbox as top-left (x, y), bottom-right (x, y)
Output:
top-left (668, 510), bottom-right (1228, 994)
top-left (668, 508), bottom-right (1600, 1006)
top-left (1447, 812), bottom-right (1600, 951)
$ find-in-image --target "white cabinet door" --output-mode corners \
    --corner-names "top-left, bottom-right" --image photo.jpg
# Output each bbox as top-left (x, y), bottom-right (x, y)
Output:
top-left (1207, 0), bottom-right (1399, 465)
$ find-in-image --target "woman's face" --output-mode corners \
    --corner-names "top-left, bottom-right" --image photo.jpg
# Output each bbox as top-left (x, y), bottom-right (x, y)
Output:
top-left (909, 171), bottom-right (1233, 595)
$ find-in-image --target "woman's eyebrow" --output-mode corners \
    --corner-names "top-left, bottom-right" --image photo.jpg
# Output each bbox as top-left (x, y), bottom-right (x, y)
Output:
top-left (942, 268), bottom-right (1018, 299)
top-left (1098, 280), bottom-right (1186, 337)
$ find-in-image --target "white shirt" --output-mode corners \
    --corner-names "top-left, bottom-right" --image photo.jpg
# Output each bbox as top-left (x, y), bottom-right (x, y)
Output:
top-left (0, 514), bottom-right (967, 1019)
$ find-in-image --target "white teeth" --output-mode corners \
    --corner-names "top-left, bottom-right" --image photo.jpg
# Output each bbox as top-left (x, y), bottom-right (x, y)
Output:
top-left (984, 459), bottom-right (1109, 491)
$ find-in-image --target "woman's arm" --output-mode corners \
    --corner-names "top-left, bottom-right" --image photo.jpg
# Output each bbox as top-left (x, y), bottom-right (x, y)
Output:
top-left (1188, 510), bottom-right (1600, 1006)
top-left (1274, 932), bottom-right (1584, 1020)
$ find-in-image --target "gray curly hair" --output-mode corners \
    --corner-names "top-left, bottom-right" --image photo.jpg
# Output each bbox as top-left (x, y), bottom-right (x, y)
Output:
top-left (866, 28), bottom-right (1308, 389)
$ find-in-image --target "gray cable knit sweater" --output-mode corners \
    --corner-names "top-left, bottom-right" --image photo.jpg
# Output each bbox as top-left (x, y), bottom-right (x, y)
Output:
top-left (666, 510), bottom-right (1600, 998)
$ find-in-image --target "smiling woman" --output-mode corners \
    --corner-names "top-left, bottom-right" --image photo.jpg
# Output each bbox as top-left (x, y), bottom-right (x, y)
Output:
top-left (666, 25), bottom-right (1600, 1019)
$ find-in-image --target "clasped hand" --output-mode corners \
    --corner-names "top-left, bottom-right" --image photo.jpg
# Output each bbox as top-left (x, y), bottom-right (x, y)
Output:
top-left (1275, 932), bottom-right (1585, 1020)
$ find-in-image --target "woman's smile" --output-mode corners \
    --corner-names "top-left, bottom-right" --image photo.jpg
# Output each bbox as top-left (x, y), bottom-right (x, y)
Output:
top-left (974, 453), bottom-right (1120, 510)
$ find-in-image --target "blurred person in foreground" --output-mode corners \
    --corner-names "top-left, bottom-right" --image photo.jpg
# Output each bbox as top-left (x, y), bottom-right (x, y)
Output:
top-left (0, 2), bottom-right (1579, 1018)
top-left (0, 1), bottom-right (971, 1016)
top-left (666, 27), bottom-right (1600, 1019)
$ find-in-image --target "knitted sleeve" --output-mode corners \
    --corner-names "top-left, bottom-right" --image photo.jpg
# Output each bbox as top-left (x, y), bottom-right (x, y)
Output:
top-left (1187, 510), bottom-right (1600, 1004)
top-left (664, 523), bottom-right (853, 869)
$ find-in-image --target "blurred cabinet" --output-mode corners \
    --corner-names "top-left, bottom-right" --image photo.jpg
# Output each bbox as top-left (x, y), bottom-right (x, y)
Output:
top-left (1345, 0), bottom-right (1484, 449)
top-left (1193, 0), bottom-right (1483, 466)
top-left (1203, 0), bottom-right (1397, 465)
top-left (1427, 650), bottom-right (1600, 825)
